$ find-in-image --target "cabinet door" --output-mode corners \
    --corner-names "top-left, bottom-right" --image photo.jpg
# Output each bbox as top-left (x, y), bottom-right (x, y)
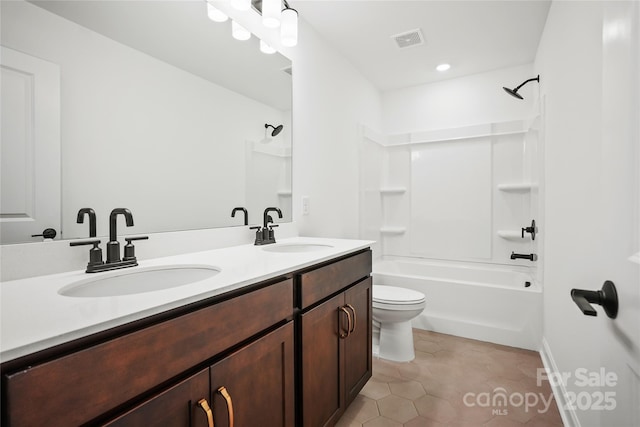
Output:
top-left (104, 368), bottom-right (211, 427)
top-left (210, 322), bottom-right (294, 427)
top-left (300, 293), bottom-right (347, 427)
top-left (344, 277), bottom-right (372, 405)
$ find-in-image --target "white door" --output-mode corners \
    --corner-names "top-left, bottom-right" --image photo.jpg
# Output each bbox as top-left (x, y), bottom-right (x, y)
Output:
top-left (0, 46), bottom-right (61, 243)
top-left (598, 1), bottom-right (640, 425)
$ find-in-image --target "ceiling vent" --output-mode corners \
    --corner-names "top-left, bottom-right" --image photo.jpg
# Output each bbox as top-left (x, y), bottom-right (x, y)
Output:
top-left (391, 29), bottom-right (425, 49)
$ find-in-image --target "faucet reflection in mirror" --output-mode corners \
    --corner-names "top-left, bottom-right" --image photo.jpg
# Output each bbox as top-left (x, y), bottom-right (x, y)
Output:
top-left (231, 207), bottom-right (249, 225)
top-left (70, 208), bottom-right (148, 273)
top-left (76, 208), bottom-right (97, 238)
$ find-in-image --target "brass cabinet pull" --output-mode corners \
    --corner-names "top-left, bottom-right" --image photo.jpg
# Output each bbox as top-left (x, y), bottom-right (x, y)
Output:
top-left (197, 399), bottom-right (214, 427)
top-left (338, 306), bottom-right (352, 338)
top-left (345, 304), bottom-right (356, 334)
top-left (217, 386), bottom-right (234, 427)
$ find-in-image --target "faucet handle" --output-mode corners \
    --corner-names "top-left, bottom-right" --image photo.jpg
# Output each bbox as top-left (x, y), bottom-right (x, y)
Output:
top-left (124, 236), bottom-right (149, 243)
top-left (123, 236), bottom-right (148, 261)
top-left (70, 239), bottom-right (101, 247)
top-left (70, 239), bottom-right (104, 268)
top-left (250, 226), bottom-right (262, 243)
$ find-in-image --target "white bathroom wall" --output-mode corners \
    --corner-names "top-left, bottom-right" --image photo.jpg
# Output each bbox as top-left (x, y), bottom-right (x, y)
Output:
top-left (2, 1), bottom-right (286, 237)
top-left (535, 2), bottom-right (607, 426)
top-left (287, 20), bottom-right (383, 239)
top-left (358, 127), bottom-right (387, 255)
top-left (383, 64), bottom-right (535, 134)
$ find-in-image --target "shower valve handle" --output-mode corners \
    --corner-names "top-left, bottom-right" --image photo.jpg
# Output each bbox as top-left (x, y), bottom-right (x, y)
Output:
top-left (521, 219), bottom-right (536, 240)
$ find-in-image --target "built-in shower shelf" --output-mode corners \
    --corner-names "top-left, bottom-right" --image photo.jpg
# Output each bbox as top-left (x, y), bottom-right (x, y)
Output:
top-left (497, 183), bottom-right (536, 192)
top-left (277, 190), bottom-right (292, 197)
top-left (380, 187), bottom-right (407, 195)
top-left (497, 230), bottom-right (524, 240)
top-left (380, 226), bottom-right (406, 235)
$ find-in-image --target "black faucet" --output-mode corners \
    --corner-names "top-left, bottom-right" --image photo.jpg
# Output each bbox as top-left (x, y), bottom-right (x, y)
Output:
top-left (231, 207), bottom-right (248, 226)
top-left (251, 207), bottom-right (283, 245)
top-left (70, 208), bottom-right (148, 273)
top-left (510, 252), bottom-right (537, 262)
top-left (263, 207), bottom-right (283, 229)
top-left (107, 208), bottom-right (134, 263)
top-left (76, 208), bottom-right (97, 237)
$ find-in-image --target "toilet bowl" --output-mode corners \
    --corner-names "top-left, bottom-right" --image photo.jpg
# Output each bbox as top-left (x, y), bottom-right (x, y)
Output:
top-left (372, 285), bottom-right (426, 362)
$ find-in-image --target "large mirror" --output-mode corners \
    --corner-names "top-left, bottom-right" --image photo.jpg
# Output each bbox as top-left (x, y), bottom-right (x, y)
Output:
top-left (0, 0), bottom-right (292, 244)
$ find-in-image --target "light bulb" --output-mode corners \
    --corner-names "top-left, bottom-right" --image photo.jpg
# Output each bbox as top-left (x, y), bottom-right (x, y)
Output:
top-left (436, 63), bottom-right (451, 72)
top-left (260, 40), bottom-right (276, 54)
top-left (280, 7), bottom-right (298, 47)
top-left (206, 2), bottom-right (228, 22)
top-left (262, 0), bottom-right (281, 28)
top-left (232, 20), bottom-right (251, 41)
top-left (231, 0), bottom-right (250, 11)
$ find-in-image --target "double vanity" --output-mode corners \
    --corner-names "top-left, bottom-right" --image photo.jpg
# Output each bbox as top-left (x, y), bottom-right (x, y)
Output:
top-left (0, 237), bottom-right (373, 426)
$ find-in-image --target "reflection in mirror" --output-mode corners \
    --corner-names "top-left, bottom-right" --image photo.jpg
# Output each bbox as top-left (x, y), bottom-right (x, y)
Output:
top-left (0, 0), bottom-right (292, 244)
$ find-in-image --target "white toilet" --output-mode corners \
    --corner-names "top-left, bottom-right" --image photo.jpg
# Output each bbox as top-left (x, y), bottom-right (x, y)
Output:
top-left (372, 285), bottom-right (426, 362)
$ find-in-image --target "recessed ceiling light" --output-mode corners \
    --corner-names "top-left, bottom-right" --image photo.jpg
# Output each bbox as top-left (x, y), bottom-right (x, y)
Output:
top-left (436, 63), bottom-right (451, 72)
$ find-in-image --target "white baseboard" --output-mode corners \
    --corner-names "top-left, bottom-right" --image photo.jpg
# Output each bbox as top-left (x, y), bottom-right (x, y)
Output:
top-left (539, 337), bottom-right (580, 427)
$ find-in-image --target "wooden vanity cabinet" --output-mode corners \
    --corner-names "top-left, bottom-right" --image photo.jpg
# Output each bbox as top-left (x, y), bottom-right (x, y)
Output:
top-left (209, 321), bottom-right (295, 427)
top-left (1, 248), bottom-right (372, 427)
top-left (2, 278), bottom-right (293, 427)
top-left (104, 369), bottom-right (211, 427)
top-left (298, 250), bottom-right (372, 427)
top-left (106, 322), bottom-right (295, 427)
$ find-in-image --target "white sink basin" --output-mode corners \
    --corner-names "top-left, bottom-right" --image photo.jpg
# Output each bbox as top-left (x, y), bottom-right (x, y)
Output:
top-left (59, 265), bottom-right (221, 298)
top-left (262, 243), bottom-right (334, 253)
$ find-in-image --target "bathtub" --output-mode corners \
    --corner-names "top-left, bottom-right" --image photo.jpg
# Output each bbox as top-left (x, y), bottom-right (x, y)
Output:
top-left (373, 256), bottom-right (542, 350)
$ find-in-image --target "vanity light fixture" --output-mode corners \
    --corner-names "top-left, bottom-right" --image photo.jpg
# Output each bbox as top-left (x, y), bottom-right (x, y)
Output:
top-left (232, 19), bottom-right (251, 40)
top-left (206, 1), bottom-right (228, 22)
top-left (436, 63), bottom-right (451, 72)
top-left (280, 2), bottom-right (298, 47)
top-left (260, 40), bottom-right (276, 54)
top-left (231, 0), bottom-right (251, 11)
top-left (205, 0), bottom-right (298, 51)
top-left (262, 0), bottom-right (281, 28)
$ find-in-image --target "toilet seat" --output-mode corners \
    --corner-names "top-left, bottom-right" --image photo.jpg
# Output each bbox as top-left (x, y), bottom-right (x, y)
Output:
top-left (372, 285), bottom-right (426, 311)
top-left (373, 285), bottom-right (425, 305)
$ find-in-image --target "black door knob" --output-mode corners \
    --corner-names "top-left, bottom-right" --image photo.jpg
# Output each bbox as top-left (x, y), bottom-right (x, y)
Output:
top-left (571, 281), bottom-right (618, 319)
top-left (31, 228), bottom-right (57, 239)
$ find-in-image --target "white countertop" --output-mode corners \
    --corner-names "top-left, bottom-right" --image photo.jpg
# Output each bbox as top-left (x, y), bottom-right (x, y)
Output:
top-left (0, 237), bottom-right (373, 363)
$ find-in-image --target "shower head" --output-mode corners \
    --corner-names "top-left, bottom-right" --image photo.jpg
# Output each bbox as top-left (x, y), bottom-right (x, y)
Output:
top-left (503, 86), bottom-right (524, 99)
top-left (265, 123), bottom-right (284, 137)
top-left (502, 75), bottom-right (540, 100)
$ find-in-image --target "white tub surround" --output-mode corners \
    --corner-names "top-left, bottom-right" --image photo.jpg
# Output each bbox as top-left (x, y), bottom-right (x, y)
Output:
top-left (0, 237), bottom-right (373, 362)
top-left (373, 257), bottom-right (542, 350)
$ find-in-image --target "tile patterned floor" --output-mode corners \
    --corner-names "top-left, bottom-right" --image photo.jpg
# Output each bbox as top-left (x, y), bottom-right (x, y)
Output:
top-left (337, 330), bottom-right (564, 427)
